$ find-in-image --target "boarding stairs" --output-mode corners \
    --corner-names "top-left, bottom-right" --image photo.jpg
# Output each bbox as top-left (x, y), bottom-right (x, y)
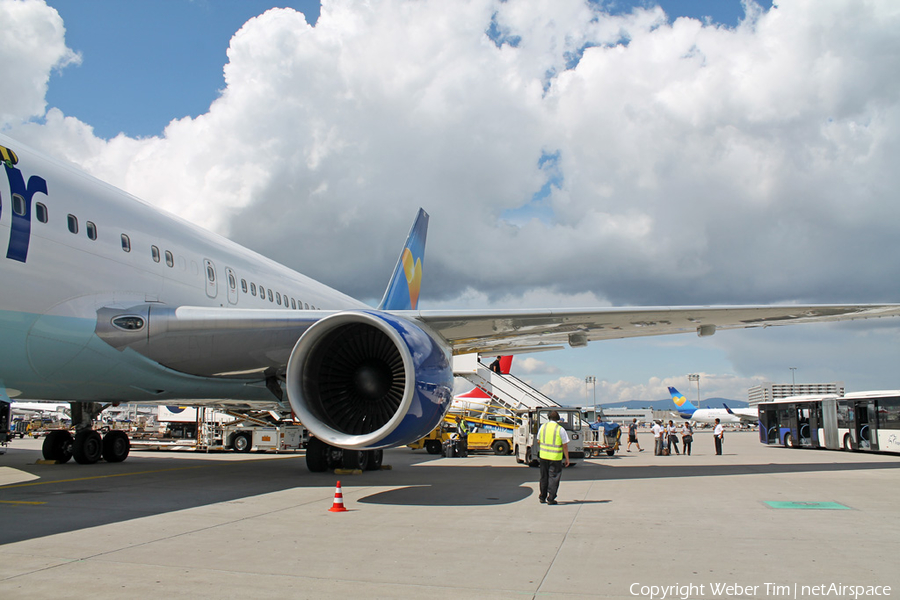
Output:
top-left (452, 354), bottom-right (560, 416)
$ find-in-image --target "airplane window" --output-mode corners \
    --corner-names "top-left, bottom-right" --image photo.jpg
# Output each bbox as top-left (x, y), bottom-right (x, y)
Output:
top-left (304, 303), bottom-right (309, 310)
top-left (291, 298), bottom-right (296, 309)
top-left (121, 234), bottom-right (131, 252)
top-left (250, 283), bottom-right (257, 296)
top-left (259, 285), bottom-right (265, 298)
top-left (86, 221), bottom-right (97, 240)
top-left (268, 289), bottom-right (273, 302)
top-left (228, 272), bottom-right (236, 289)
top-left (151, 245), bottom-right (160, 262)
top-left (12, 194), bottom-right (25, 216)
top-left (35, 202), bottom-right (48, 223)
top-left (165, 250), bottom-right (174, 268)
top-left (241, 279), bottom-right (248, 293)
top-left (275, 292), bottom-right (281, 305)
top-left (67, 214), bottom-right (78, 234)
top-left (206, 264), bottom-right (215, 283)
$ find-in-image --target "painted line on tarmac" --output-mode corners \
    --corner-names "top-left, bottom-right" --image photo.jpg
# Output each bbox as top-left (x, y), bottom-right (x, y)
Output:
top-left (0, 500), bottom-right (48, 505)
top-left (0, 453), bottom-right (304, 490)
top-left (0, 465), bottom-right (207, 490)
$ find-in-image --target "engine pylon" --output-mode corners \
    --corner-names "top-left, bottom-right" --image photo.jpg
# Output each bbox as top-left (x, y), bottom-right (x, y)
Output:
top-left (328, 480), bottom-right (348, 513)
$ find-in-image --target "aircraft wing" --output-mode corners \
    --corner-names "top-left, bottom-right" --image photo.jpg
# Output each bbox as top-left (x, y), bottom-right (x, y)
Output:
top-left (407, 304), bottom-right (900, 355)
top-left (98, 302), bottom-right (900, 378)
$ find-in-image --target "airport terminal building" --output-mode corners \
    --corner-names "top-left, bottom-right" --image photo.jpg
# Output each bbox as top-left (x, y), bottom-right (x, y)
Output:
top-left (747, 382), bottom-right (844, 406)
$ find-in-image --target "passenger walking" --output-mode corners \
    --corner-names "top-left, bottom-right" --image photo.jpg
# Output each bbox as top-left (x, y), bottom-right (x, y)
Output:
top-left (713, 418), bottom-right (724, 455)
top-left (681, 421), bottom-right (693, 455)
top-left (652, 420), bottom-right (664, 455)
top-left (667, 420), bottom-right (680, 455)
top-left (538, 411), bottom-right (570, 505)
top-left (626, 418), bottom-right (643, 452)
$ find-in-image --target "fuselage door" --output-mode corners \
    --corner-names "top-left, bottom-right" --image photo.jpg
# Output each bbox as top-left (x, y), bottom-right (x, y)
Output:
top-left (225, 267), bottom-right (238, 305)
top-left (204, 259), bottom-right (217, 298)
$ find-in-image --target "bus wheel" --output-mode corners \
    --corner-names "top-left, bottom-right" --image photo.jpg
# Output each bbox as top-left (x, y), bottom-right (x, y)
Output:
top-left (783, 433), bottom-right (792, 448)
top-left (843, 434), bottom-right (852, 451)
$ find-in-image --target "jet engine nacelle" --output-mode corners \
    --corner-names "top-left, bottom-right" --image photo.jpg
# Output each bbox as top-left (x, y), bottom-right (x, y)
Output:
top-left (285, 310), bottom-right (453, 450)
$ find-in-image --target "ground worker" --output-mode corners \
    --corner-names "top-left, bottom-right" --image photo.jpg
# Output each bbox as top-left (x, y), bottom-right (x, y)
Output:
top-left (537, 411), bottom-right (570, 505)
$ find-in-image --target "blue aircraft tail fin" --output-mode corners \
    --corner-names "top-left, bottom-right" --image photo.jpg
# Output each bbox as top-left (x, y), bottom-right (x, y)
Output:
top-left (378, 208), bottom-right (428, 311)
top-left (668, 386), bottom-right (698, 417)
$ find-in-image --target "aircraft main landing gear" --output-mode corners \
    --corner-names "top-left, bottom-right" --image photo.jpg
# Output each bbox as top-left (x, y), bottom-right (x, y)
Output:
top-left (39, 402), bottom-right (131, 464)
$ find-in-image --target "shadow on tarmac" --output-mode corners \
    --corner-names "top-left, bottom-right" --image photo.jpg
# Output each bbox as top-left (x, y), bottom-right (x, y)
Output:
top-left (1, 445), bottom-right (899, 544)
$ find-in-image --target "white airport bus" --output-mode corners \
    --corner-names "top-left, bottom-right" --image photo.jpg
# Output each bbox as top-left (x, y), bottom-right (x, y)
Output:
top-left (758, 391), bottom-right (900, 453)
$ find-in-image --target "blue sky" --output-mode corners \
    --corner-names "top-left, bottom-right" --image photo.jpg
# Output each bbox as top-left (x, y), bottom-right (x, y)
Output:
top-left (6, 0), bottom-right (897, 406)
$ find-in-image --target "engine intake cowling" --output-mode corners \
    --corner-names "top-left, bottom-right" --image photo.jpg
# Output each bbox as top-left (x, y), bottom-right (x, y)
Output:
top-left (285, 310), bottom-right (453, 450)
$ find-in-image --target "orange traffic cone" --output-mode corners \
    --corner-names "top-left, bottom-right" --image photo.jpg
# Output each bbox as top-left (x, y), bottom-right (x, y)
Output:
top-left (328, 480), bottom-right (348, 512)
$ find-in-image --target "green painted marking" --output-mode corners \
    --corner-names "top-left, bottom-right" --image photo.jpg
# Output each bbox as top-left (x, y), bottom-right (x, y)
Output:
top-left (765, 501), bottom-right (850, 510)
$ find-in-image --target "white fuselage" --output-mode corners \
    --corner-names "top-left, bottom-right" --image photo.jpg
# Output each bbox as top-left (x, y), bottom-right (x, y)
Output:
top-left (685, 407), bottom-right (757, 425)
top-left (0, 133), bottom-right (363, 405)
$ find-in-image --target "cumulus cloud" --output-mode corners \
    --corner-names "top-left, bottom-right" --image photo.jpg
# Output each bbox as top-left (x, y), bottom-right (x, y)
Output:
top-left (0, 0), bottom-right (79, 124)
top-left (3, 0), bottom-right (899, 397)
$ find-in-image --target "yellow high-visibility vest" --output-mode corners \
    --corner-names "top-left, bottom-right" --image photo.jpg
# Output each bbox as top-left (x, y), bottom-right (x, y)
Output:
top-left (539, 421), bottom-right (563, 461)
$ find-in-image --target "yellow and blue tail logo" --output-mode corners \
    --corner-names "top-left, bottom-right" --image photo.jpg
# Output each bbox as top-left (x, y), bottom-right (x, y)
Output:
top-left (379, 208), bottom-right (428, 311)
top-left (668, 386), bottom-right (697, 418)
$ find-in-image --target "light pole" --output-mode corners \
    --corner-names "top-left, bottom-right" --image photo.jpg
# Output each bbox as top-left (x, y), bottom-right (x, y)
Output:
top-left (688, 374), bottom-right (700, 407)
top-left (789, 367), bottom-right (797, 388)
top-left (585, 376), bottom-right (597, 419)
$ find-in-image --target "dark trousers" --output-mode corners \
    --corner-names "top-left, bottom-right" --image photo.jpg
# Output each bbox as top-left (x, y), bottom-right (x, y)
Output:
top-left (714, 435), bottom-right (723, 455)
top-left (682, 437), bottom-right (692, 455)
top-left (539, 458), bottom-right (563, 502)
top-left (668, 435), bottom-right (680, 455)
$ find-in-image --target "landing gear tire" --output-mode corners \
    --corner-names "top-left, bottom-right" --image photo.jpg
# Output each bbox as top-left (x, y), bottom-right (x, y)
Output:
top-left (232, 432), bottom-right (252, 453)
top-left (102, 430), bottom-right (130, 463)
top-left (306, 437), bottom-right (330, 472)
top-left (364, 449), bottom-right (383, 471)
top-left (73, 430), bottom-right (103, 464)
top-left (424, 440), bottom-right (441, 455)
top-left (342, 449), bottom-right (369, 471)
top-left (42, 430), bottom-right (73, 463)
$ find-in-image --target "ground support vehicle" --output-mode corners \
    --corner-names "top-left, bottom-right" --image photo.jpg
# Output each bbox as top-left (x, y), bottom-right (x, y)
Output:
top-left (409, 417), bottom-right (514, 455)
top-left (583, 423), bottom-right (621, 457)
top-left (514, 407), bottom-right (584, 466)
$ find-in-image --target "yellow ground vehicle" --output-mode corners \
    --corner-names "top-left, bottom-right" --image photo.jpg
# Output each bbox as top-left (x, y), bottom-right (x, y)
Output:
top-left (409, 414), bottom-right (515, 455)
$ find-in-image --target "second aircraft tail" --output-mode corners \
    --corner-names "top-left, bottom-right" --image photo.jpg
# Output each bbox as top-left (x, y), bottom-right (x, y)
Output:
top-left (668, 386), bottom-right (698, 418)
